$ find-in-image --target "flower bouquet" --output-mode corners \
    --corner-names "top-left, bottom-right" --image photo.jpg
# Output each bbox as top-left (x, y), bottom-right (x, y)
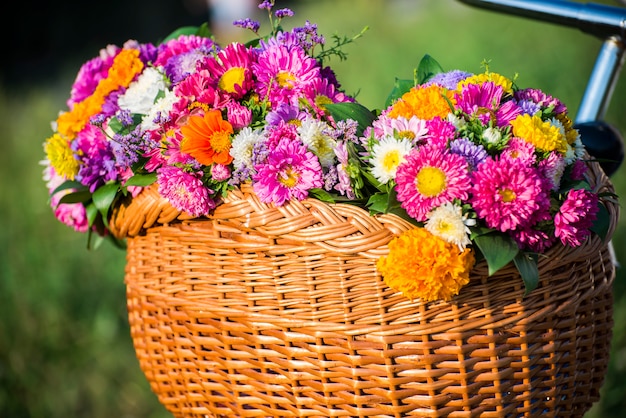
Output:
top-left (42, 1), bottom-right (618, 417)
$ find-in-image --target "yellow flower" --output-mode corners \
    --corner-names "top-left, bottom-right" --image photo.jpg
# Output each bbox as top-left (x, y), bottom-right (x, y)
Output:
top-left (387, 84), bottom-right (455, 120)
top-left (510, 114), bottom-right (569, 154)
top-left (459, 72), bottom-right (514, 95)
top-left (44, 133), bottom-right (80, 180)
top-left (377, 228), bottom-right (475, 302)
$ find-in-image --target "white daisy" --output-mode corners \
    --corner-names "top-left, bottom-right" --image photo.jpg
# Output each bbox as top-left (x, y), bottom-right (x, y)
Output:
top-left (369, 135), bottom-right (413, 184)
top-left (482, 126), bottom-right (501, 144)
top-left (425, 202), bottom-right (473, 250)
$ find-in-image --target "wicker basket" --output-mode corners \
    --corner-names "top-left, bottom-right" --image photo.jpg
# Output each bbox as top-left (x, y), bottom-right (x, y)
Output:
top-left (110, 158), bottom-right (618, 418)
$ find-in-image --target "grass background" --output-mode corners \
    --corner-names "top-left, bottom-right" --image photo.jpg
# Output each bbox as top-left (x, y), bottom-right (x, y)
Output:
top-left (1, 1), bottom-right (625, 417)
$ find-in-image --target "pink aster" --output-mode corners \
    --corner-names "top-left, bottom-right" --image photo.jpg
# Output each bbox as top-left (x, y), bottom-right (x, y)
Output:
top-left (252, 44), bottom-right (321, 108)
top-left (470, 156), bottom-right (551, 232)
top-left (173, 69), bottom-right (227, 110)
top-left (43, 165), bottom-right (89, 232)
top-left (511, 225), bottom-right (556, 253)
top-left (156, 166), bottom-right (216, 217)
top-left (554, 189), bottom-right (599, 247)
top-left (200, 42), bottom-right (255, 99)
top-left (154, 35), bottom-right (218, 68)
top-left (395, 145), bottom-right (471, 222)
top-left (501, 137), bottom-right (537, 166)
top-left (455, 81), bottom-right (522, 127)
top-left (372, 115), bottom-right (429, 145)
top-left (424, 117), bottom-right (457, 148)
top-left (538, 151), bottom-right (566, 191)
top-left (252, 137), bottom-right (323, 205)
top-left (515, 88), bottom-right (567, 115)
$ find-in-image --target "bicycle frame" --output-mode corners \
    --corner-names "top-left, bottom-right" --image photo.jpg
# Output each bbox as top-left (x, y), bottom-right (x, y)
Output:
top-left (457, 0), bottom-right (626, 175)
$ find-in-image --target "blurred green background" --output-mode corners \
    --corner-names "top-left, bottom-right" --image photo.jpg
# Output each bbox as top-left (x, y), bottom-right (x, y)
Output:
top-left (2, 0), bottom-right (625, 417)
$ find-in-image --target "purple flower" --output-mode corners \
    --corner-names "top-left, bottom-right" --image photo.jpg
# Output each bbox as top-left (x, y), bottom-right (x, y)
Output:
top-left (449, 138), bottom-right (488, 171)
top-left (427, 70), bottom-right (472, 90)
top-left (233, 18), bottom-right (260, 33)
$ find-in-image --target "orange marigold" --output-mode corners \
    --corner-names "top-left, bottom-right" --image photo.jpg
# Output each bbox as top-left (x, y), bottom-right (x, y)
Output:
top-left (181, 109), bottom-right (234, 165)
top-left (387, 84), bottom-right (455, 120)
top-left (377, 228), bottom-right (475, 302)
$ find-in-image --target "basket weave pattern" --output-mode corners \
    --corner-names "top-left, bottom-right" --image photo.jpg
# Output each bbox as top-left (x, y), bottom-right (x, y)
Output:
top-left (111, 161), bottom-right (618, 417)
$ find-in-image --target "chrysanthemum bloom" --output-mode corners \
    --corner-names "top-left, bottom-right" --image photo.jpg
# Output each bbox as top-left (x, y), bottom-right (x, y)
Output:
top-left (424, 118), bottom-right (457, 148)
top-left (369, 136), bottom-right (413, 184)
top-left (426, 70), bottom-right (473, 90)
top-left (74, 124), bottom-right (118, 192)
top-left (154, 34), bottom-right (218, 68)
top-left (173, 70), bottom-right (227, 109)
top-left (555, 188), bottom-right (599, 247)
top-left (156, 166), bottom-right (216, 217)
top-left (265, 103), bottom-right (306, 126)
top-left (387, 84), bottom-right (455, 121)
top-left (180, 109), bottom-right (234, 165)
top-left (202, 42), bottom-right (255, 98)
top-left (230, 127), bottom-right (266, 171)
top-left (252, 137), bottom-right (323, 205)
top-left (376, 228), bottom-right (475, 302)
top-left (118, 67), bottom-right (169, 115)
top-left (252, 44), bottom-right (320, 106)
top-left (425, 202), bottom-right (473, 250)
top-left (297, 117), bottom-right (336, 167)
top-left (470, 156), bottom-right (550, 232)
top-left (449, 138), bottom-right (488, 171)
top-left (510, 114), bottom-right (569, 155)
top-left (454, 81), bottom-right (522, 127)
top-left (44, 133), bottom-right (80, 180)
top-left (501, 137), bottom-right (537, 166)
top-left (395, 146), bottom-right (471, 222)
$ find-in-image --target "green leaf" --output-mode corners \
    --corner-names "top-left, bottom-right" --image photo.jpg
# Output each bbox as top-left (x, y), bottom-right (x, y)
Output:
top-left (309, 188), bottom-right (336, 203)
top-left (51, 180), bottom-right (87, 196)
top-left (473, 232), bottom-right (519, 276)
top-left (58, 190), bottom-right (92, 205)
top-left (366, 192), bottom-right (390, 214)
top-left (384, 78), bottom-right (414, 108)
top-left (513, 252), bottom-right (539, 295)
top-left (86, 202), bottom-right (99, 227)
top-left (195, 22), bottom-right (212, 39)
top-left (590, 201), bottom-right (611, 241)
top-left (416, 54), bottom-right (444, 84)
top-left (161, 26), bottom-right (202, 43)
top-left (92, 183), bottom-right (120, 219)
top-left (124, 172), bottom-right (157, 188)
top-left (325, 102), bottom-right (376, 137)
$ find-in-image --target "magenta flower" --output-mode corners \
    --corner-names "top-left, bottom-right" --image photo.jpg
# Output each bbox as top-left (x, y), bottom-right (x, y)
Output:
top-left (555, 189), bottom-right (599, 247)
top-left (395, 145), bottom-right (471, 222)
top-left (201, 42), bottom-right (255, 98)
top-left (157, 166), bottom-right (216, 217)
top-left (455, 81), bottom-right (522, 127)
top-left (252, 44), bottom-right (320, 107)
top-left (515, 88), bottom-right (568, 115)
top-left (252, 137), bottom-right (323, 205)
top-left (511, 226), bottom-right (556, 253)
top-left (470, 157), bottom-right (550, 232)
top-left (68, 45), bottom-right (120, 106)
top-left (501, 137), bottom-right (537, 166)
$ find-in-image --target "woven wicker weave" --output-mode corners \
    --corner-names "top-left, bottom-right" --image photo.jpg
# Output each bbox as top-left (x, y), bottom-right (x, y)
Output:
top-left (111, 159), bottom-right (618, 418)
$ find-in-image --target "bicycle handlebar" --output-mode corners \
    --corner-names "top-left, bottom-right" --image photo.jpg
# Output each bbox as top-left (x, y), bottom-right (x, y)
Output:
top-left (456, 0), bottom-right (626, 39)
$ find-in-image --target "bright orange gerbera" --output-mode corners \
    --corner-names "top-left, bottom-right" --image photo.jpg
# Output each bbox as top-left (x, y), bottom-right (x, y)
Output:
top-left (180, 109), bottom-right (234, 165)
